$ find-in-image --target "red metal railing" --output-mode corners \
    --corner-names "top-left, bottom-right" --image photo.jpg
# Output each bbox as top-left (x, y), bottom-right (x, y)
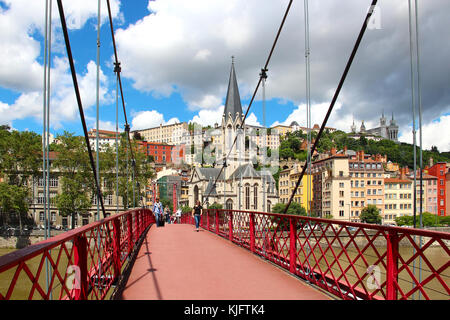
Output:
top-left (0, 208), bottom-right (154, 300)
top-left (183, 209), bottom-right (450, 300)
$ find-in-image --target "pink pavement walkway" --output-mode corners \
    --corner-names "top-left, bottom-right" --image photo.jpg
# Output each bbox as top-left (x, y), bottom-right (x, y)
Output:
top-left (119, 223), bottom-right (332, 300)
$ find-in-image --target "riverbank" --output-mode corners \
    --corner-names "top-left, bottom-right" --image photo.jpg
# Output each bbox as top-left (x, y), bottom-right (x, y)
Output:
top-left (0, 230), bottom-right (66, 249)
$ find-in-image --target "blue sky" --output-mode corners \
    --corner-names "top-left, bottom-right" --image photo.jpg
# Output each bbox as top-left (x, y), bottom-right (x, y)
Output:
top-left (1, 0), bottom-right (449, 151)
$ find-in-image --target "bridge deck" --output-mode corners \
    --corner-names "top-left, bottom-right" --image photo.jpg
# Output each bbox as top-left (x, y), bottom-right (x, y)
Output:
top-left (119, 224), bottom-right (332, 300)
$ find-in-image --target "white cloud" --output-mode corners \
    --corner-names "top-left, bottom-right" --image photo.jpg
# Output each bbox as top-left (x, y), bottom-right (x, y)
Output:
top-left (0, 0), bottom-right (121, 93)
top-left (0, 0), bottom-right (122, 130)
top-left (0, 58), bottom-right (111, 129)
top-left (272, 102), bottom-right (353, 132)
top-left (130, 110), bottom-right (180, 131)
top-left (191, 106), bottom-right (224, 127)
top-left (166, 117), bottom-right (181, 125)
top-left (114, 0), bottom-right (450, 152)
top-left (188, 94), bottom-right (222, 110)
top-left (194, 49), bottom-right (212, 61)
top-left (245, 112), bottom-right (262, 127)
top-left (399, 114), bottom-right (450, 152)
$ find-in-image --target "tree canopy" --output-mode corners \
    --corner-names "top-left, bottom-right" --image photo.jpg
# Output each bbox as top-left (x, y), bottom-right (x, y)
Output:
top-left (360, 205), bottom-right (382, 224)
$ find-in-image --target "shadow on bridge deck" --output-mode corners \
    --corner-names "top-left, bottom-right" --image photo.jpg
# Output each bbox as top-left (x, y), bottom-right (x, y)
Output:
top-left (119, 224), bottom-right (332, 300)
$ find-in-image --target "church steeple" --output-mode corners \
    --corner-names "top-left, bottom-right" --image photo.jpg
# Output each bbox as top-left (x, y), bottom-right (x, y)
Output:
top-left (223, 57), bottom-right (243, 123)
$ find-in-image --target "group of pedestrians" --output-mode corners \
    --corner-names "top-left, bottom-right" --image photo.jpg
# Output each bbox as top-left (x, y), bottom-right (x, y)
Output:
top-left (152, 198), bottom-right (203, 232)
top-left (153, 198), bottom-right (182, 227)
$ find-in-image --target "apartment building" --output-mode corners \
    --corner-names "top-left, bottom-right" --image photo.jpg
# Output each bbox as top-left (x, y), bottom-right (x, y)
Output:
top-left (383, 178), bottom-right (413, 224)
top-left (88, 129), bottom-right (119, 151)
top-left (245, 125), bottom-right (281, 151)
top-left (427, 162), bottom-right (447, 216)
top-left (409, 172), bottom-right (438, 215)
top-left (278, 163), bottom-right (312, 211)
top-left (29, 159), bottom-right (123, 229)
top-left (279, 168), bottom-right (291, 204)
top-left (136, 140), bottom-right (175, 164)
top-left (290, 169), bottom-right (313, 212)
top-left (312, 154), bottom-right (351, 220)
top-left (446, 171), bottom-right (450, 216)
top-left (349, 151), bottom-right (385, 222)
top-left (134, 122), bottom-right (189, 145)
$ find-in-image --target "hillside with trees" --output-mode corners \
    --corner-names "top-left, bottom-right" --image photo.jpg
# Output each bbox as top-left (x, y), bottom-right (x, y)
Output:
top-left (279, 129), bottom-right (450, 168)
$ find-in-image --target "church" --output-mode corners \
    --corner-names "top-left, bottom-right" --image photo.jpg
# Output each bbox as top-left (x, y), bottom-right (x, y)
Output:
top-left (350, 112), bottom-right (399, 142)
top-left (188, 60), bottom-right (279, 212)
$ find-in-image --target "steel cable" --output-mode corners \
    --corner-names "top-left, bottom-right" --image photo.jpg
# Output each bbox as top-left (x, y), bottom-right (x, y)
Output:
top-left (202, 0), bottom-right (294, 206)
top-left (284, 0), bottom-right (379, 213)
top-left (56, 0), bottom-right (107, 219)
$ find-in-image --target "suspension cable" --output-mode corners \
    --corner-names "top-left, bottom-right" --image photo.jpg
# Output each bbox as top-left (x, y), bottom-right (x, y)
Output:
top-left (284, 0), bottom-right (379, 214)
top-left (105, 0), bottom-right (135, 162)
top-left (202, 0), bottom-right (294, 206)
top-left (56, 0), bottom-right (107, 219)
top-left (95, 0), bottom-right (101, 222)
top-left (304, 0), bottom-right (312, 217)
top-left (106, 0), bottom-right (139, 207)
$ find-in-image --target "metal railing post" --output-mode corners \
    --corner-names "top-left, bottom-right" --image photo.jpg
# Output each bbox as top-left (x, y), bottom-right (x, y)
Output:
top-left (207, 210), bottom-right (210, 231)
top-left (135, 211), bottom-right (140, 240)
top-left (289, 217), bottom-right (297, 274)
top-left (215, 209), bottom-right (219, 235)
top-left (73, 235), bottom-right (88, 300)
top-left (127, 213), bottom-right (133, 255)
top-left (113, 218), bottom-right (121, 278)
top-left (386, 230), bottom-right (399, 300)
top-left (229, 211), bottom-right (233, 242)
top-left (250, 213), bottom-right (255, 253)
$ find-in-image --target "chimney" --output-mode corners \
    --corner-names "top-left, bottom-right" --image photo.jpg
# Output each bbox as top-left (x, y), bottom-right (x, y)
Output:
top-left (331, 147), bottom-right (336, 156)
top-left (357, 150), bottom-right (365, 161)
top-left (429, 157), bottom-right (434, 167)
top-left (343, 146), bottom-right (348, 155)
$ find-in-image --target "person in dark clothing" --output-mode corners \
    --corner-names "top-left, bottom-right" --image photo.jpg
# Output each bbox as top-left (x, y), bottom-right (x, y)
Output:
top-left (192, 200), bottom-right (202, 232)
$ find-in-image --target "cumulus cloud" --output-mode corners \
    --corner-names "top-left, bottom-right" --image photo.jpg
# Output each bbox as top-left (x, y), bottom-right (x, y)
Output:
top-left (399, 113), bottom-right (450, 152)
top-left (114, 0), bottom-right (450, 149)
top-left (0, 57), bottom-right (111, 129)
top-left (130, 110), bottom-right (181, 131)
top-left (272, 102), bottom-right (354, 131)
top-left (0, 0), bottom-right (121, 129)
top-left (190, 106), bottom-right (224, 127)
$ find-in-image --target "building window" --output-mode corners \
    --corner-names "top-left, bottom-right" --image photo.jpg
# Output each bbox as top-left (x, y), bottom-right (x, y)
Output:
top-left (253, 184), bottom-right (259, 209)
top-left (245, 184), bottom-right (250, 210)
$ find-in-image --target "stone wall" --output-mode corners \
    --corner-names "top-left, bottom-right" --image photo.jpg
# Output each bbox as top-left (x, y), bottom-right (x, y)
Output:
top-left (0, 230), bottom-right (65, 249)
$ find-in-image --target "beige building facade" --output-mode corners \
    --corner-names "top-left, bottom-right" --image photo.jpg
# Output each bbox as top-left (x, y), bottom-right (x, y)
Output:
top-left (349, 151), bottom-right (385, 222)
top-left (312, 155), bottom-right (351, 220)
top-left (383, 178), bottom-right (413, 224)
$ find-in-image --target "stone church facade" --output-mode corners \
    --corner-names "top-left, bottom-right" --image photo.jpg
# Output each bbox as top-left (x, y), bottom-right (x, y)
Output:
top-left (351, 112), bottom-right (399, 142)
top-left (188, 61), bottom-right (279, 212)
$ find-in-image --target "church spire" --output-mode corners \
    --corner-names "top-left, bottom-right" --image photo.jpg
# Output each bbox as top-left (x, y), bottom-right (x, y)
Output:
top-left (223, 57), bottom-right (243, 123)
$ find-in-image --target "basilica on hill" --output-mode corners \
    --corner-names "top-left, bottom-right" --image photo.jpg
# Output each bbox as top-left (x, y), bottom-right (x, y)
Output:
top-left (188, 60), bottom-right (279, 212)
top-left (350, 112), bottom-right (399, 142)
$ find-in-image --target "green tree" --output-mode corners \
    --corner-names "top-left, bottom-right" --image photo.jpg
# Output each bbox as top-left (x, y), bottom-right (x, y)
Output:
top-left (53, 132), bottom-right (92, 229)
top-left (272, 202), bottom-right (307, 216)
top-left (360, 205), bottom-right (382, 224)
top-left (395, 212), bottom-right (441, 227)
top-left (0, 128), bottom-right (41, 229)
top-left (208, 202), bottom-right (223, 210)
top-left (117, 134), bottom-right (155, 209)
top-left (181, 205), bottom-right (192, 214)
top-left (0, 183), bottom-right (30, 228)
top-left (394, 215), bottom-right (413, 226)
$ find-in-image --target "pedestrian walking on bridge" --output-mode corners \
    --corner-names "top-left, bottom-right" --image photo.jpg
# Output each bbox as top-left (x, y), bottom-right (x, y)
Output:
top-left (153, 198), bottom-right (164, 227)
top-left (192, 200), bottom-right (203, 232)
